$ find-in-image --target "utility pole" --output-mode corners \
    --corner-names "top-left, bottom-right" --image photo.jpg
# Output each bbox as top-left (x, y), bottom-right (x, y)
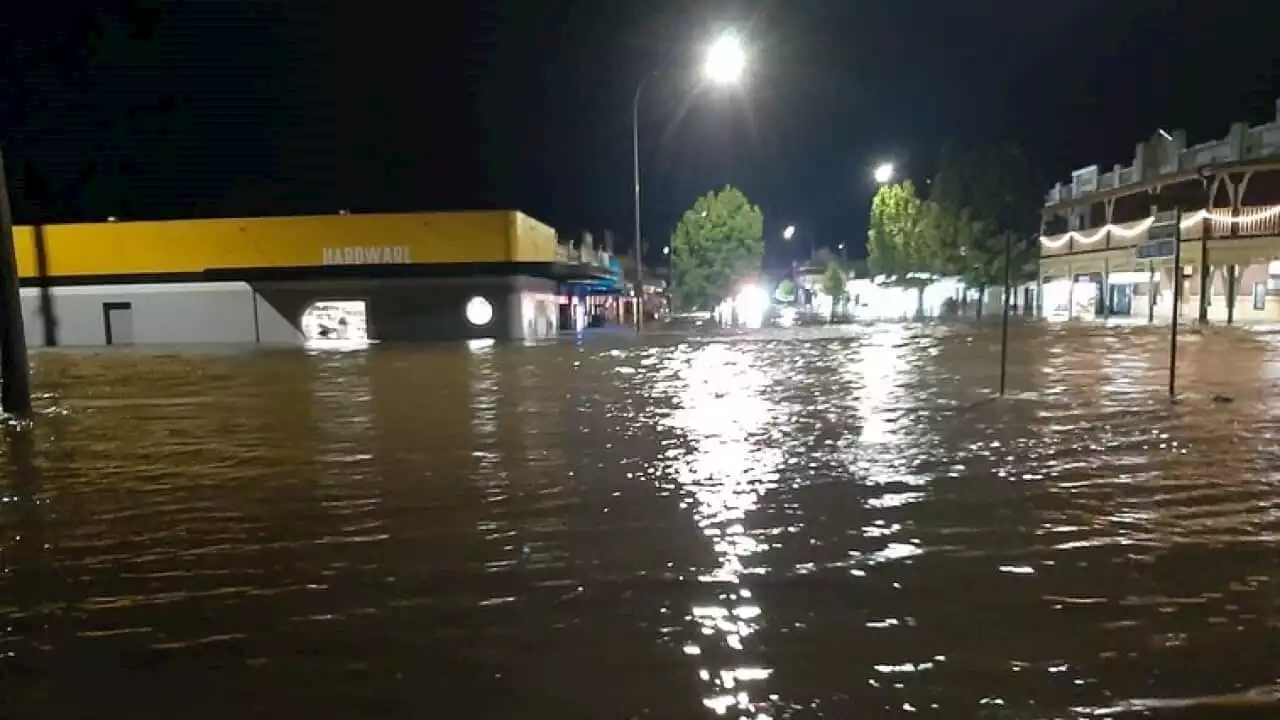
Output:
top-left (0, 148), bottom-right (32, 415)
top-left (632, 77), bottom-right (648, 333)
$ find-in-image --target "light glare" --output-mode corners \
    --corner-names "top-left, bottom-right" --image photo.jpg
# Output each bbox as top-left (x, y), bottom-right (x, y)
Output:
top-left (465, 296), bottom-right (494, 326)
top-left (704, 33), bottom-right (746, 85)
top-left (874, 162), bottom-right (895, 184)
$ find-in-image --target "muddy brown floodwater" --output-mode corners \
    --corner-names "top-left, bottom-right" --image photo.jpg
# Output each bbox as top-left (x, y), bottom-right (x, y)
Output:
top-left (2, 323), bottom-right (1280, 718)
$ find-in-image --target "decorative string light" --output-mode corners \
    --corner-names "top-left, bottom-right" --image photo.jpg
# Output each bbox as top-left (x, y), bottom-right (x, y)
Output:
top-left (1039, 205), bottom-right (1280, 248)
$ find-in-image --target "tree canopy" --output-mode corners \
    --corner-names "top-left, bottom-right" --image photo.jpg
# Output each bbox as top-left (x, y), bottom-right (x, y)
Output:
top-left (867, 180), bottom-right (938, 286)
top-left (867, 143), bottom-right (1039, 292)
top-left (774, 278), bottom-right (797, 303)
top-left (820, 262), bottom-right (848, 319)
top-left (930, 142), bottom-right (1039, 288)
top-left (670, 186), bottom-right (764, 310)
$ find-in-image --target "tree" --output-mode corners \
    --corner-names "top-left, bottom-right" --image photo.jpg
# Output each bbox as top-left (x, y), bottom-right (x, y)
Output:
top-left (821, 262), bottom-right (848, 321)
top-left (929, 142), bottom-right (1040, 317)
top-left (867, 180), bottom-right (943, 316)
top-left (774, 278), bottom-right (797, 303)
top-left (670, 186), bottom-right (764, 311)
top-left (868, 180), bottom-right (924, 280)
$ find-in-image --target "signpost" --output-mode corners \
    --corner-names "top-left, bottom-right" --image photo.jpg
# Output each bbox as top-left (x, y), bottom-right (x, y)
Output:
top-left (1136, 210), bottom-right (1183, 401)
top-left (1135, 220), bottom-right (1178, 261)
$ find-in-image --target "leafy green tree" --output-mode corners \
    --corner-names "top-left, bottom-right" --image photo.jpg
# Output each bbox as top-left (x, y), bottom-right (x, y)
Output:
top-left (868, 180), bottom-right (924, 280)
top-left (821, 262), bottom-right (848, 321)
top-left (868, 180), bottom-right (944, 316)
top-left (774, 278), bottom-right (797, 304)
top-left (670, 186), bottom-right (764, 310)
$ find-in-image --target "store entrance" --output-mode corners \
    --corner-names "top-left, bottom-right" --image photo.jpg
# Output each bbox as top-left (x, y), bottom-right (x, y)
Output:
top-left (301, 300), bottom-right (369, 343)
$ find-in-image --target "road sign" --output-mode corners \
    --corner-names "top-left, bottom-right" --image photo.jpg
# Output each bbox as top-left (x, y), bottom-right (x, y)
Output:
top-left (1135, 238), bottom-right (1176, 260)
top-left (1147, 222), bottom-right (1178, 243)
top-left (1136, 215), bottom-right (1180, 260)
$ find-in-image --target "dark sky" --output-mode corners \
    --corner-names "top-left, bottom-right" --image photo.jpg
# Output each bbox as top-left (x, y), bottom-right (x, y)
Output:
top-left (2, 0), bottom-right (1279, 260)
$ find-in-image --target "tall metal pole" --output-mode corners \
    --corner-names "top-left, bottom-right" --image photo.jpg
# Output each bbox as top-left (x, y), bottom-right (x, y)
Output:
top-left (999, 232), bottom-right (1012, 397)
top-left (631, 78), bottom-right (648, 333)
top-left (1169, 208), bottom-right (1182, 401)
top-left (1198, 223), bottom-right (1210, 324)
top-left (1147, 261), bottom-right (1156, 324)
top-left (0, 148), bottom-right (32, 415)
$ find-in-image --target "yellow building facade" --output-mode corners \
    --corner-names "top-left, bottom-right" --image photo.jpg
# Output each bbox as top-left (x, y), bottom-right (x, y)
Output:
top-left (15, 210), bottom-right (605, 347)
top-left (14, 210), bottom-right (558, 281)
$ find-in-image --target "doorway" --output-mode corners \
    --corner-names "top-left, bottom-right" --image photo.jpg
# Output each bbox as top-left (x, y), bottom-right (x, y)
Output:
top-left (1109, 284), bottom-right (1133, 316)
top-left (301, 300), bottom-right (369, 344)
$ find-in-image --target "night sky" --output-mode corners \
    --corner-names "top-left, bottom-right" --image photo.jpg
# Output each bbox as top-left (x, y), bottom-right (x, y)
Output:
top-left (3, 1), bottom-right (1279, 261)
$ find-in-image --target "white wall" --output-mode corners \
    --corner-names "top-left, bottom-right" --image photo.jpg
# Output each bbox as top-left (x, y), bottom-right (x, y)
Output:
top-left (19, 276), bottom-right (564, 347)
top-left (20, 282), bottom-right (264, 347)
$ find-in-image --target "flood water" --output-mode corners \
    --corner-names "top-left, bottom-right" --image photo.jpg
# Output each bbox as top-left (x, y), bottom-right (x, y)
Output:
top-left (3, 323), bottom-right (1280, 718)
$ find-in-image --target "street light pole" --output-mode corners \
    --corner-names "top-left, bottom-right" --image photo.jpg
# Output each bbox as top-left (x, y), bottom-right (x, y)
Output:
top-left (632, 77), bottom-right (649, 332)
top-left (630, 31), bottom-right (745, 332)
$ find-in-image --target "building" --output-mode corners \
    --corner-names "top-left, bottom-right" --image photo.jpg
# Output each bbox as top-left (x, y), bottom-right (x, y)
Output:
top-left (14, 210), bottom-right (617, 347)
top-left (1039, 99), bottom-right (1280, 323)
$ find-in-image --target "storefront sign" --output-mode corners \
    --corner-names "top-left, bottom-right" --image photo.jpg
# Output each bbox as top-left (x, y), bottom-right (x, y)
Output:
top-left (322, 246), bottom-right (412, 265)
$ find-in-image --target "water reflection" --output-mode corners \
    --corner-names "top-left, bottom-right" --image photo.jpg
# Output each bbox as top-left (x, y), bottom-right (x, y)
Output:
top-left (2, 325), bottom-right (1280, 717)
top-left (660, 342), bottom-right (781, 716)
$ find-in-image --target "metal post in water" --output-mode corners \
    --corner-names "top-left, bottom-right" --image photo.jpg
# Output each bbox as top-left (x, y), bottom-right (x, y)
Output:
top-left (1101, 257), bottom-right (1110, 320)
top-left (1226, 264), bottom-right (1237, 325)
top-left (1169, 208), bottom-right (1182, 401)
top-left (999, 231), bottom-right (1013, 397)
top-left (1147, 261), bottom-right (1156, 324)
top-left (0, 148), bottom-right (31, 416)
top-left (1198, 222), bottom-right (1210, 324)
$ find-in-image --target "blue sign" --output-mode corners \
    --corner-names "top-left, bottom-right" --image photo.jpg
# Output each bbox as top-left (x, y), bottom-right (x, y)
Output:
top-left (1147, 223), bottom-right (1178, 243)
top-left (1135, 238), bottom-right (1176, 260)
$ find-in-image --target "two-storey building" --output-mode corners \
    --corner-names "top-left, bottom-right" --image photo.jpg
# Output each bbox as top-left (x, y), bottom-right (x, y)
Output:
top-left (1040, 99), bottom-right (1280, 323)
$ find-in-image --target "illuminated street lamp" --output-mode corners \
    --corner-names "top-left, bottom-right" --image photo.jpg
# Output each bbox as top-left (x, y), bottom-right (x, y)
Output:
top-left (632, 31), bottom-right (747, 330)
top-left (782, 225), bottom-right (796, 241)
top-left (703, 33), bottom-right (747, 85)
top-left (874, 162), bottom-right (896, 185)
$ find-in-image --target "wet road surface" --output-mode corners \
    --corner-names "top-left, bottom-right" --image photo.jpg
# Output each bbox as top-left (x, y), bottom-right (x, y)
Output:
top-left (2, 323), bottom-right (1280, 718)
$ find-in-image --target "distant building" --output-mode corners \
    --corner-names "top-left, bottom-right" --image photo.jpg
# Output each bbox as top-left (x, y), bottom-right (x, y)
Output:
top-left (14, 211), bottom-right (616, 346)
top-left (1039, 98), bottom-right (1280, 323)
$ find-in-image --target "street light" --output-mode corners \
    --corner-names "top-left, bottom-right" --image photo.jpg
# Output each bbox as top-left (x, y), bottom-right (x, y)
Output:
top-left (632, 30), bottom-right (747, 330)
top-left (874, 162), bottom-right (896, 185)
top-left (703, 33), bottom-right (747, 85)
top-left (782, 225), bottom-right (796, 241)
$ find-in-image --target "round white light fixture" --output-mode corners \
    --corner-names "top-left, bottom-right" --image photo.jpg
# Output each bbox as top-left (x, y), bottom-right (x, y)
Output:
top-left (465, 296), bottom-right (494, 326)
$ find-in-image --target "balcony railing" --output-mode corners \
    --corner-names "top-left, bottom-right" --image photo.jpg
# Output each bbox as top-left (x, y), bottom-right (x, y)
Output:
top-left (1039, 204), bottom-right (1280, 257)
top-left (556, 243), bottom-right (615, 269)
top-left (1045, 105), bottom-right (1280, 206)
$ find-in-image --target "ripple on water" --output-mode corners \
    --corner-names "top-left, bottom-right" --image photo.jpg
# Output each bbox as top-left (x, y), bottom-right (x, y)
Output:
top-left (1, 324), bottom-right (1279, 718)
